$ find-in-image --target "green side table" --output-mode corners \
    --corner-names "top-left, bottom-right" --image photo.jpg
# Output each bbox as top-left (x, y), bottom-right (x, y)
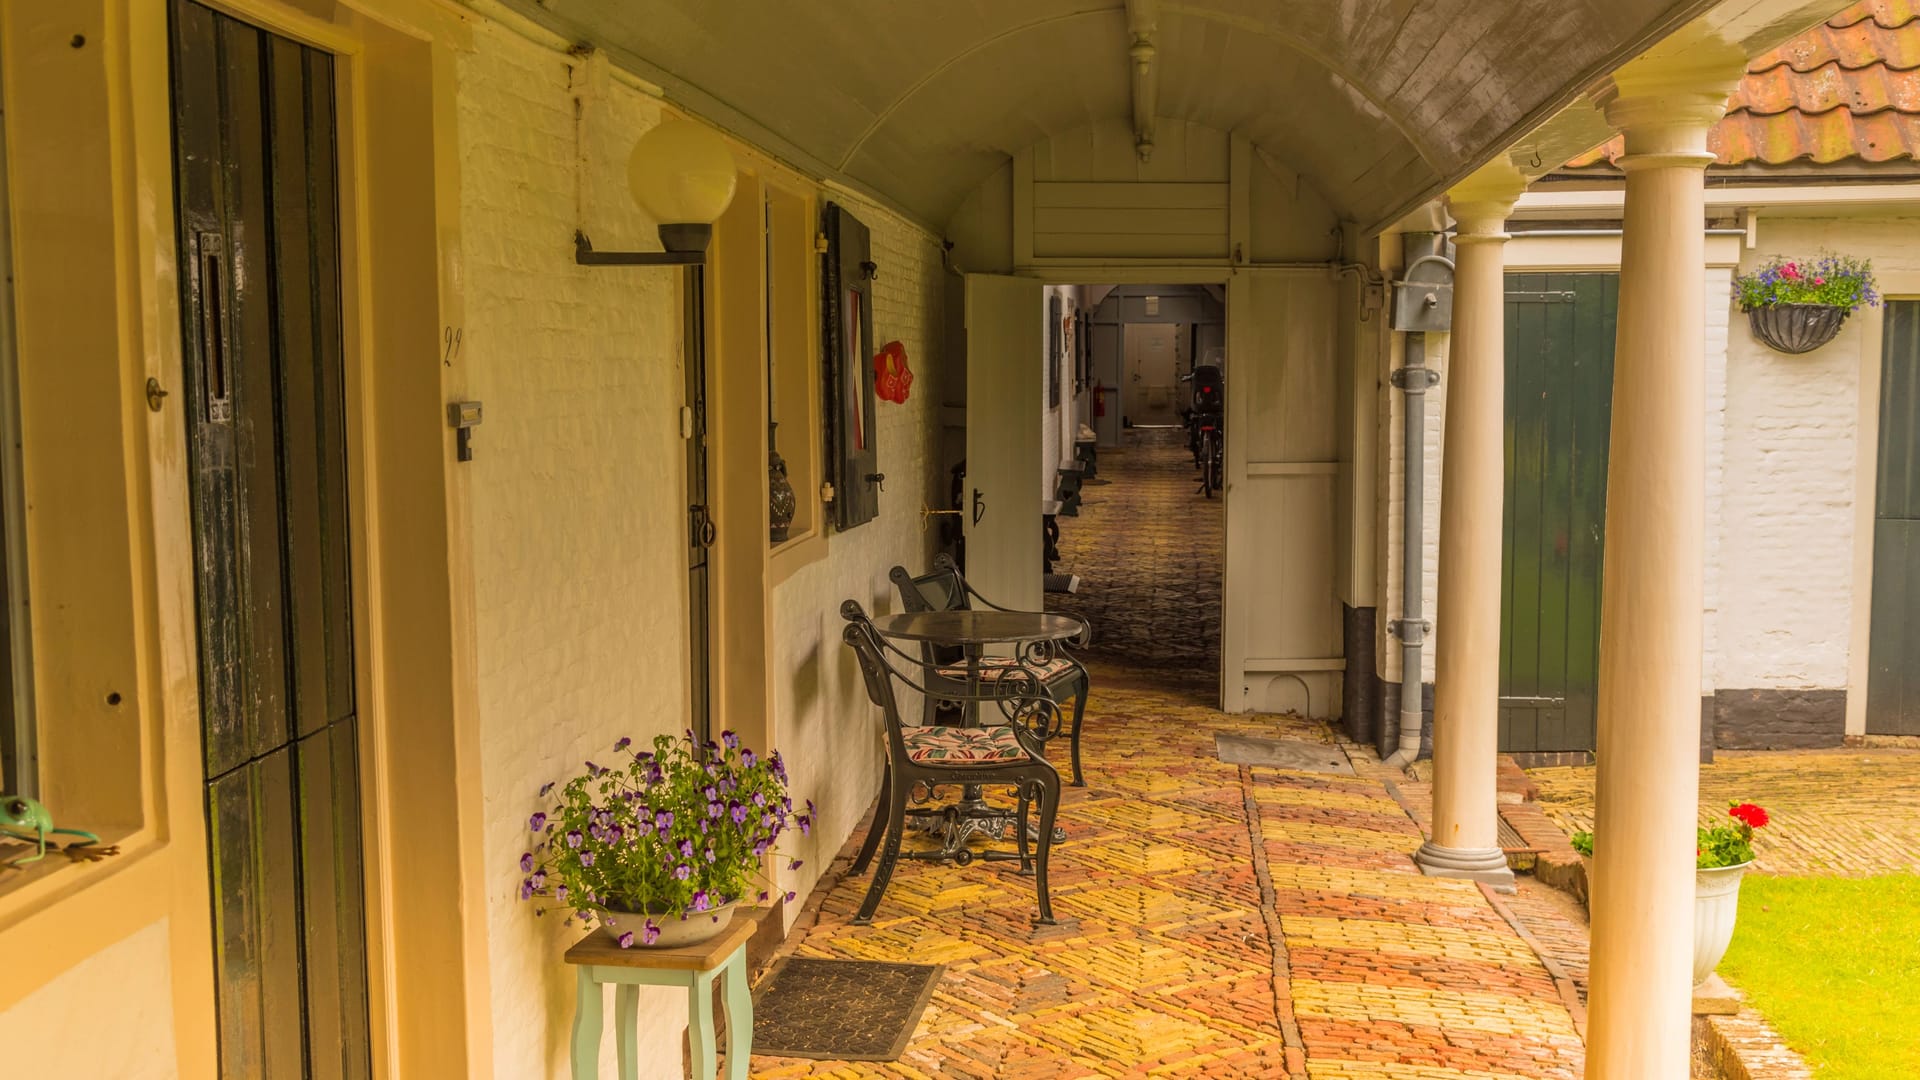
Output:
top-left (564, 911), bottom-right (760, 1080)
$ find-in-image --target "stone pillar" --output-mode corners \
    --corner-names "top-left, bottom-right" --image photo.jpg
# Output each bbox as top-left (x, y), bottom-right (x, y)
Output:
top-left (1585, 54), bottom-right (1743, 1080)
top-left (1414, 172), bottom-right (1524, 890)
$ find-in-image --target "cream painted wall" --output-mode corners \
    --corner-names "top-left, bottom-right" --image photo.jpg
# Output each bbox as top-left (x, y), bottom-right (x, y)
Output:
top-left (769, 191), bottom-right (945, 916)
top-left (457, 22), bottom-right (690, 1079)
top-left (0, 918), bottom-right (178, 1077)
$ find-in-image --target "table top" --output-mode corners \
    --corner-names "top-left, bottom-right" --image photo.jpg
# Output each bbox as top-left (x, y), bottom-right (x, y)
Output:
top-left (564, 907), bottom-right (761, 971)
top-left (872, 609), bottom-right (1085, 645)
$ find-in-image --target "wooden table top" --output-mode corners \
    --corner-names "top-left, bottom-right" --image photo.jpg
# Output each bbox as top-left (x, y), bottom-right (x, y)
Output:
top-left (872, 609), bottom-right (1085, 645)
top-left (564, 907), bottom-right (762, 971)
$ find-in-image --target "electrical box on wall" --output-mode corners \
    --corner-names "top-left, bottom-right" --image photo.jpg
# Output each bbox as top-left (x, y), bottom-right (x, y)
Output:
top-left (1390, 253), bottom-right (1455, 333)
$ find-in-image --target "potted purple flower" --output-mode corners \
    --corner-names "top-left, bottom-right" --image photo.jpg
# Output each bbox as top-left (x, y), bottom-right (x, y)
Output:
top-left (517, 730), bottom-right (812, 948)
top-left (1735, 253), bottom-right (1878, 354)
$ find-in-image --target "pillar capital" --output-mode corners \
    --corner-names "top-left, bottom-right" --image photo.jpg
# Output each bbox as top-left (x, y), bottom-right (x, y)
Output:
top-left (1595, 42), bottom-right (1747, 161)
top-left (1445, 162), bottom-right (1526, 242)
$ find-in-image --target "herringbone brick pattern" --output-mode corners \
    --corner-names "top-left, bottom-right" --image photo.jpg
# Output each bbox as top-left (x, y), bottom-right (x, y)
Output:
top-left (1050, 429), bottom-right (1222, 684)
top-left (757, 670), bottom-right (1584, 1078)
top-left (1529, 748), bottom-right (1920, 875)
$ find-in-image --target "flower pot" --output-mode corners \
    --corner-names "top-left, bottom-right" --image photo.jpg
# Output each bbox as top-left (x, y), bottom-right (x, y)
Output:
top-left (1746, 303), bottom-right (1849, 354)
top-left (1693, 861), bottom-right (1751, 986)
top-left (598, 899), bottom-right (739, 949)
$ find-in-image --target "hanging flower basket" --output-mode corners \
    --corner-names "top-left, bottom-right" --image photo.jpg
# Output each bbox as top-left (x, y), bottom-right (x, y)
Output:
top-left (1745, 303), bottom-right (1850, 354)
top-left (1735, 253), bottom-right (1878, 356)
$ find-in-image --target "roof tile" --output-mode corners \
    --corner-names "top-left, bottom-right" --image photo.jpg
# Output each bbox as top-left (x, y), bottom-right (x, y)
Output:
top-left (1566, 1), bottom-right (1920, 171)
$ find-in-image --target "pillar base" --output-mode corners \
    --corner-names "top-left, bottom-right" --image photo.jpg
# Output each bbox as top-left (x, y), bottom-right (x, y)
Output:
top-left (1412, 841), bottom-right (1515, 892)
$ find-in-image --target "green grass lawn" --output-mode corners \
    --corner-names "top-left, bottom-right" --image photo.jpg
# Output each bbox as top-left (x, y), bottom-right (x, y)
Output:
top-left (1718, 874), bottom-right (1920, 1079)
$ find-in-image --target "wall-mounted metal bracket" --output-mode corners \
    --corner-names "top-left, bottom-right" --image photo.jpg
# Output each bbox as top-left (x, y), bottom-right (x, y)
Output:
top-left (1387, 618), bottom-right (1431, 645)
top-left (448, 400), bottom-right (483, 462)
top-left (574, 226), bottom-right (707, 267)
top-left (1389, 367), bottom-right (1441, 392)
top-left (1390, 251), bottom-right (1456, 332)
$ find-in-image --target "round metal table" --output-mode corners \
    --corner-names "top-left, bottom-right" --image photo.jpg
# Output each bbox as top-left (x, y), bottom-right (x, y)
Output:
top-left (871, 608), bottom-right (1085, 857)
top-left (871, 609), bottom-right (1086, 647)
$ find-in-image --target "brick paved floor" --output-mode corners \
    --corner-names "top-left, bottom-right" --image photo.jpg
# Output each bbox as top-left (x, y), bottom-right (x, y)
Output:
top-left (757, 667), bottom-right (1584, 1078)
top-left (1529, 748), bottom-right (1920, 875)
top-left (1050, 429), bottom-right (1222, 688)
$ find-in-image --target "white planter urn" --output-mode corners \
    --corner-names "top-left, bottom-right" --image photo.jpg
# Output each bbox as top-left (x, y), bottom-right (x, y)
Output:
top-left (1693, 861), bottom-right (1752, 986)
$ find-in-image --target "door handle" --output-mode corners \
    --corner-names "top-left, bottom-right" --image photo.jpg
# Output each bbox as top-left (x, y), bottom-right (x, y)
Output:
top-left (972, 488), bottom-right (986, 526)
top-left (690, 504), bottom-right (717, 548)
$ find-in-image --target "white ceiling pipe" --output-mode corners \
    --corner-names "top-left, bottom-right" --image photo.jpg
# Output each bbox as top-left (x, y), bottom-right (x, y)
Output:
top-left (1125, 0), bottom-right (1159, 161)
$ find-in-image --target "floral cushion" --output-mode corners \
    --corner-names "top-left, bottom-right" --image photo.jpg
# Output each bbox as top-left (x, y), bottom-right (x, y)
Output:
top-left (935, 657), bottom-right (1077, 682)
top-left (902, 724), bottom-right (1027, 765)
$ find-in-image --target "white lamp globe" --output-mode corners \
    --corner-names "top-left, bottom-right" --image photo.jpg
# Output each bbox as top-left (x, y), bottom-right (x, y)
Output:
top-left (626, 119), bottom-right (738, 226)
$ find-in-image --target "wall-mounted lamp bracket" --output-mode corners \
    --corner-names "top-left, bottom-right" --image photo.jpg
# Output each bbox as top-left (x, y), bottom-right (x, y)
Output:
top-left (574, 226), bottom-right (708, 267)
top-left (448, 400), bottom-right (483, 462)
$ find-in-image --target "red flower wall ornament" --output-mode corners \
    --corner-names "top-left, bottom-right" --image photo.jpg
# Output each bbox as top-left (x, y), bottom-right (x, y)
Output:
top-left (874, 340), bottom-right (912, 404)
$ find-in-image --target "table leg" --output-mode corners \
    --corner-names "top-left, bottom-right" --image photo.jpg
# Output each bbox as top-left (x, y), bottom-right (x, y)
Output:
top-left (614, 983), bottom-right (639, 1080)
top-left (722, 948), bottom-right (752, 1080)
top-left (571, 966), bottom-right (604, 1080)
top-left (686, 967), bottom-right (720, 1079)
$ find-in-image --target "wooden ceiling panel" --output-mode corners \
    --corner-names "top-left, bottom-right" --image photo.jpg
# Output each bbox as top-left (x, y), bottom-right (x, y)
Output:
top-left (489, 0), bottom-right (1723, 229)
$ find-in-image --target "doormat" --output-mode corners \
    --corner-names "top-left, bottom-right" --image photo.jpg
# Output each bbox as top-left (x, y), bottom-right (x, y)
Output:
top-left (751, 957), bottom-right (944, 1061)
top-left (1215, 734), bottom-right (1354, 774)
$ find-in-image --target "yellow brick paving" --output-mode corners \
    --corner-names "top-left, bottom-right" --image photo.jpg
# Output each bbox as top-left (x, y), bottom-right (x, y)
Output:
top-left (753, 435), bottom-right (1579, 1078)
top-left (755, 669), bottom-right (1584, 1079)
top-left (1530, 748), bottom-right (1920, 875)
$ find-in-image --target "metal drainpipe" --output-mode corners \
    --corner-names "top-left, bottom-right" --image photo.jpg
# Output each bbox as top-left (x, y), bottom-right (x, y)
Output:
top-left (1382, 235), bottom-right (1453, 768)
top-left (1386, 331), bottom-right (1437, 767)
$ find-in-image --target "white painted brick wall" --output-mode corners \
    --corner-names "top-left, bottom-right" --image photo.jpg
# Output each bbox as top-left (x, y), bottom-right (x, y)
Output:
top-left (457, 20), bottom-right (952, 1076)
top-left (769, 192), bottom-right (945, 914)
top-left (458, 22), bottom-right (692, 1080)
top-left (1712, 219), bottom-right (1918, 690)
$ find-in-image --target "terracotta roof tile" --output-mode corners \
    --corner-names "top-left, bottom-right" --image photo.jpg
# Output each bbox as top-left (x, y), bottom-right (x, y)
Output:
top-left (1565, 0), bottom-right (1920, 171)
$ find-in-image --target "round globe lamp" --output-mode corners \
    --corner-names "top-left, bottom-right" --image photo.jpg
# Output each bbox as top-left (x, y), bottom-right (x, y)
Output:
top-left (627, 119), bottom-right (737, 254)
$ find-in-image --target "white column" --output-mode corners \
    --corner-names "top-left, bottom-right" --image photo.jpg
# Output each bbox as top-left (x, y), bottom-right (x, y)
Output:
top-left (1585, 55), bottom-right (1743, 1080)
top-left (1415, 174), bottom-right (1524, 889)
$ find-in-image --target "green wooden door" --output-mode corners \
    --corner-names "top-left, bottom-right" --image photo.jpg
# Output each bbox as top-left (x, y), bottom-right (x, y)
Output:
top-left (1868, 301), bottom-right (1920, 735)
top-left (1498, 273), bottom-right (1618, 755)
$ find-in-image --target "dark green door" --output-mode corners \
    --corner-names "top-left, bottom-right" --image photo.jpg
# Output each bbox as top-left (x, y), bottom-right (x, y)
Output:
top-left (1498, 273), bottom-right (1618, 755)
top-left (1868, 301), bottom-right (1920, 735)
top-left (172, 2), bottom-right (371, 1075)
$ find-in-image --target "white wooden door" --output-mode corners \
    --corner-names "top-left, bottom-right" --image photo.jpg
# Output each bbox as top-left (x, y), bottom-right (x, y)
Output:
top-left (1222, 270), bottom-right (1343, 714)
top-left (965, 273), bottom-right (1044, 611)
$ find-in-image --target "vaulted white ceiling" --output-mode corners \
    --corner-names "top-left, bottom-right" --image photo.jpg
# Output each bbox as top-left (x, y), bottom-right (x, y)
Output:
top-left (492, 0), bottom-right (1726, 230)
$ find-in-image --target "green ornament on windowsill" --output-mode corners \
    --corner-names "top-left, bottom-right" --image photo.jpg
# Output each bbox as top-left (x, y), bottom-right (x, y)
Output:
top-left (1, 794), bottom-right (119, 869)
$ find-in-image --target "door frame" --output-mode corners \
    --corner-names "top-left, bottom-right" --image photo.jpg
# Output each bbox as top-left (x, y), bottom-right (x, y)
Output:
top-left (1848, 280), bottom-right (1920, 739)
top-left (132, 1), bottom-right (484, 1075)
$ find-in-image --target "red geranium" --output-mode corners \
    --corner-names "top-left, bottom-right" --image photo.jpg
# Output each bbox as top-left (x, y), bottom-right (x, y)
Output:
top-left (1728, 802), bottom-right (1770, 830)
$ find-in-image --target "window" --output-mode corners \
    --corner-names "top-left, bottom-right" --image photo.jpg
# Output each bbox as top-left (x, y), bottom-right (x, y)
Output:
top-left (766, 182), bottom-right (820, 550)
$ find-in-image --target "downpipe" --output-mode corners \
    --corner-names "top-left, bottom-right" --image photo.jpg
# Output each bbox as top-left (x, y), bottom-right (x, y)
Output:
top-left (1385, 331), bottom-right (1437, 769)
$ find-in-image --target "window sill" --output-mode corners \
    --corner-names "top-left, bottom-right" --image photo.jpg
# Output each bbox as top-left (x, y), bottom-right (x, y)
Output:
top-left (769, 531), bottom-right (828, 587)
top-left (0, 825), bottom-right (147, 914)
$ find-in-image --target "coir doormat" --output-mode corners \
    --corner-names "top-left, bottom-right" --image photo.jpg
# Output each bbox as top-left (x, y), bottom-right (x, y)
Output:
top-left (751, 957), bottom-right (944, 1061)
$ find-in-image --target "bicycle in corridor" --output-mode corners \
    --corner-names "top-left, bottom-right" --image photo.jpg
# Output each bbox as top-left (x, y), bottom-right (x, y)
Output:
top-left (1183, 363), bottom-right (1224, 498)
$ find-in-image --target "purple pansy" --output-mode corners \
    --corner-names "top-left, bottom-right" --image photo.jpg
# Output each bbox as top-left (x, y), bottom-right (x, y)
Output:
top-left (614, 736), bottom-right (631, 752)
top-left (578, 851), bottom-right (594, 867)
top-left (673, 863), bottom-right (691, 881)
top-left (529, 812), bottom-right (547, 832)
top-left (617, 930), bottom-right (635, 949)
top-left (730, 802), bottom-right (748, 824)
top-left (691, 890), bottom-right (710, 912)
top-left (518, 878), bottom-right (534, 901)
top-left (566, 830), bottom-right (583, 849)
top-left (655, 810), bottom-right (674, 832)
top-left (643, 920), bottom-right (661, 945)
top-left (679, 839), bottom-right (695, 858)
top-left (519, 851), bottom-right (534, 873)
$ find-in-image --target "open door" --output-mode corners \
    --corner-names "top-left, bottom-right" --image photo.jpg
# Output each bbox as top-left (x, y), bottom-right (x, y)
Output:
top-left (1222, 270), bottom-right (1342, 714)
top-left (964, 274), bottom-right (1044, 610)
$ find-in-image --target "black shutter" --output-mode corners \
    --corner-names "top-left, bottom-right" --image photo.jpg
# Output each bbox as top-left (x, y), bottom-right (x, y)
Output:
top-left (822, 203), bottom-right (879, 530)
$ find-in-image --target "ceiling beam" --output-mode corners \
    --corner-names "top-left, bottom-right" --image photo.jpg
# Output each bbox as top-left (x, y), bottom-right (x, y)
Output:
top-left (1125, 0), bottom-right (1160, 161)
